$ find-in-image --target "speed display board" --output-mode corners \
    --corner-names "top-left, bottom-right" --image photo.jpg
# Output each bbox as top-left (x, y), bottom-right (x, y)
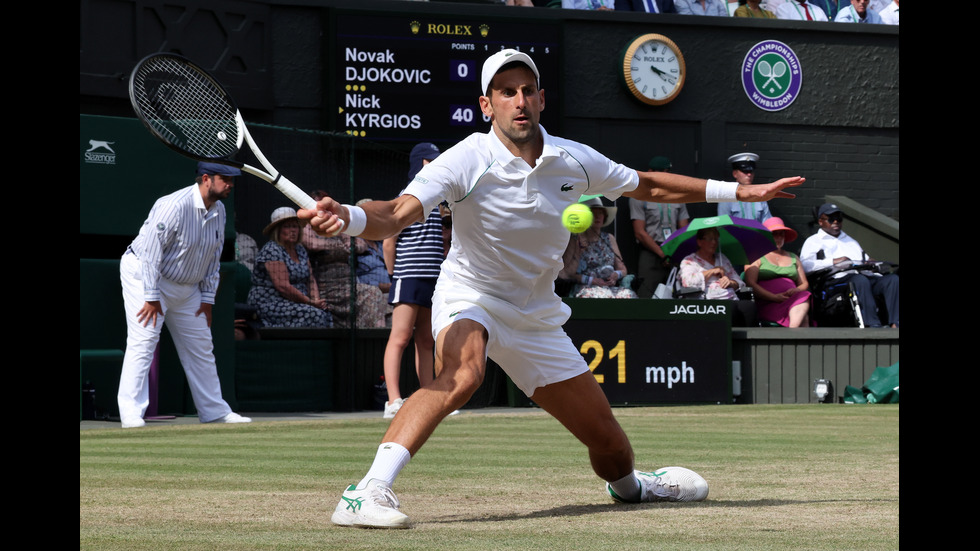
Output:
top-left (333, 12), bottom-right (560, 144)
top-left (563, 299), bottom-right (734, 405)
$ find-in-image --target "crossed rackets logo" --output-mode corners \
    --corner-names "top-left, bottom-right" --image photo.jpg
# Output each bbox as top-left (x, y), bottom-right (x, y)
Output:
top-left (753, 54), bottom-right (789, 97)
top-left (741, 40), bottom-right (802, 112)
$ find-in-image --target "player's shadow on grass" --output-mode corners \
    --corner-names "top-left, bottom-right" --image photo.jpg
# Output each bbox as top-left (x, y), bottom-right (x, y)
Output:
top-left (427, 498), bottom-right (895, 524)
top-left (427, 502), bottom-right (623, 523)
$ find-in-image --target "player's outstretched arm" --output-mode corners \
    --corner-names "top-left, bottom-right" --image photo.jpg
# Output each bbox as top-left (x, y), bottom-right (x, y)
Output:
top-left (625, 171), bottom-right (804, 204)
top-left (297, 193), bottom-right (425, 241)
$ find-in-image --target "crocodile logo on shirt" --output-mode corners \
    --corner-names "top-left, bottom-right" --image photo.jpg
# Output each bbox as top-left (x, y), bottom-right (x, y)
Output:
top-left (561, 183), bottom-right (574, 192)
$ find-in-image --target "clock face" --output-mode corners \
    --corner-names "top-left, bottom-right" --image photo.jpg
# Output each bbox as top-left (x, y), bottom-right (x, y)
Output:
top-left (622, 34), bottom-right (686, 106)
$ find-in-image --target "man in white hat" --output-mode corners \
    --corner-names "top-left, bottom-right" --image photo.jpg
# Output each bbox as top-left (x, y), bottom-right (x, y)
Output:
top-left (717, 152), bottom-right (772, 223)
top-left (303, 49), bottom-right (803, 528)
top-left (117, 162), bottom-right (251, 428)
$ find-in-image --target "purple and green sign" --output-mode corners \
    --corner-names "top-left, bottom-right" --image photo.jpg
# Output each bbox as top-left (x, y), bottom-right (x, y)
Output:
top-left (741, 40), bottom-right (802, 112)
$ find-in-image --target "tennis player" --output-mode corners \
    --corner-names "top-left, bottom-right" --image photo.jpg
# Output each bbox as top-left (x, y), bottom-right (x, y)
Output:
top-left (301, 49), bottom-right (803, 528)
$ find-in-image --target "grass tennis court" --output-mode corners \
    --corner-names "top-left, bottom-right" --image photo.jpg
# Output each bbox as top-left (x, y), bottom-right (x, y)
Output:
top-left (80, 404), bottom-right (898, 550)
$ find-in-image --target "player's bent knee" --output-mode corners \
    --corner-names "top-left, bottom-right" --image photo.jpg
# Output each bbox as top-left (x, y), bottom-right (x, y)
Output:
top-left (431, 365), bottom-right (484, 409)
top-left (451, 367), bottom-right (485, 398)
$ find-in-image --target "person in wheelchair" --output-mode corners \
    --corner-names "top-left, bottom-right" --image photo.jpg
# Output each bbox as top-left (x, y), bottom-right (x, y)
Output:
top-left (800, 203), bottom-right (899, 328)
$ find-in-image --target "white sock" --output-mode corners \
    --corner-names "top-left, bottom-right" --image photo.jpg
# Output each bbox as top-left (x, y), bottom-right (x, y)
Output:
top-left (608, 471), bottom-right (641, 502)
top-left (358, 442), bottom-right (412, 488)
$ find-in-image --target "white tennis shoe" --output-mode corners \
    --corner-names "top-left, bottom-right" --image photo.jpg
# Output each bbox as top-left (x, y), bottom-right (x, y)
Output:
top-left (607, 467), bottom-right (709, 503)
top-left (331, 479), bottom-right (410, 529)
top-left (383, 399), bottom-right (404, 419)
top-left (207, 412), bottom-right (252, 424)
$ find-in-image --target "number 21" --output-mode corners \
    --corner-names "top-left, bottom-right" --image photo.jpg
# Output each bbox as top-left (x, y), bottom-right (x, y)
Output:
top-left (580, 340), bottom-right (626, 384)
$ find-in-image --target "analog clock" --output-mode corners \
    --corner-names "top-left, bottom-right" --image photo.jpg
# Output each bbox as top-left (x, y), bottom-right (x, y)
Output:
top-left (620, 33), bottom-right (686, 106)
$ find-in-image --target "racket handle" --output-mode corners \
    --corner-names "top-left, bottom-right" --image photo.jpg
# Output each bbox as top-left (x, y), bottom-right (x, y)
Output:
top-left (273, 174), bottom-right (317, 210)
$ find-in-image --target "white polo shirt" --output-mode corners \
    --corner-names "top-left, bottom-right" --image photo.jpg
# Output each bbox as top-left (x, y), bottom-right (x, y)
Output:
top-left (404, 126), bottom-right (638, 322)
top-left (800, 228), bottom-right (867, 277)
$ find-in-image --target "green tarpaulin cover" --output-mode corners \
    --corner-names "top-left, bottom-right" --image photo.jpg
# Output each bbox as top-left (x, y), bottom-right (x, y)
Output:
top-left (844, 362), bottom-right (899, 404)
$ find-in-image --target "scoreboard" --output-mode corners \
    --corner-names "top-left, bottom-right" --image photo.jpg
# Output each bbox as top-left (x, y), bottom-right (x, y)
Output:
top-left (333, 11), bottom-right (561, 144)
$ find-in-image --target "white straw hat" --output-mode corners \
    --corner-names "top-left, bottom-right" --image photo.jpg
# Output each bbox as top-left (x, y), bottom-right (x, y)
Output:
top-left (581, 197), bottom-right (617, 227)
top-left (262, 206), bottom-right (306, 235)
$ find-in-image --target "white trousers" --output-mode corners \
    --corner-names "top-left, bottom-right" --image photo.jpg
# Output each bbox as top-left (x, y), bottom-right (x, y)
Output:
top-left (117, 252), bottom-right (232, 423)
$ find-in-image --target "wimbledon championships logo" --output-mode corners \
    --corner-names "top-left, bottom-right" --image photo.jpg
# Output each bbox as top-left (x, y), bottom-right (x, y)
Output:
top-left (741, 40), bottom-right (802, 112)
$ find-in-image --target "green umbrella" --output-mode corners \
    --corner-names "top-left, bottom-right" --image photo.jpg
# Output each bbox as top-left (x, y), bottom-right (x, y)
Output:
top-left (660, 215), bottom-right (776, 266)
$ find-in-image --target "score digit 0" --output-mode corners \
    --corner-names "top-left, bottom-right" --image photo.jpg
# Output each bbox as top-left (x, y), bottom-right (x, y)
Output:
top-left (580, 339), bottom-right (626, 384)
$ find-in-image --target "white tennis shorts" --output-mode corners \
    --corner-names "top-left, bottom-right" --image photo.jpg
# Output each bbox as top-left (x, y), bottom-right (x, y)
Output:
top-left (431, 283), bottom-right (589, 397)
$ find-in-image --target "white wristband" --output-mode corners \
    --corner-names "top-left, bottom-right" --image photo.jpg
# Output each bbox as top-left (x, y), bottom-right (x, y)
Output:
top-left (342, 204), bottom-right (367, 236)
top-left (705, 179), bottom-right (739, 203)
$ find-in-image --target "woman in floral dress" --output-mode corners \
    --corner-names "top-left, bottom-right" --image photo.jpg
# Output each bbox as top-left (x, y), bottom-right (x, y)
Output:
top-left (248, 207), bottom-right (332, 328)
top-left (560, 198), bottom-right (637, 299)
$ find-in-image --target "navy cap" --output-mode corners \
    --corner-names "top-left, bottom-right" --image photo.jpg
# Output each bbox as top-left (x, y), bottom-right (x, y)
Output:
top-left (817, 203), bottom-right (842, 218)
top-left (196, 161), bottom-right (241, 177)
top-left (408, 142), bottom-right (440, 181)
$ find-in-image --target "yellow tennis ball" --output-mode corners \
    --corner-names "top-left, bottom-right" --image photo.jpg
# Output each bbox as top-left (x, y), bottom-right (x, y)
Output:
top-left (562, 203), bottom-right (593, 233)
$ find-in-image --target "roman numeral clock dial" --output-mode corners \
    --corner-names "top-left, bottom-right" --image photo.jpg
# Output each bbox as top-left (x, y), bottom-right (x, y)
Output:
top-left (620, 33), bottom-right (686, 106)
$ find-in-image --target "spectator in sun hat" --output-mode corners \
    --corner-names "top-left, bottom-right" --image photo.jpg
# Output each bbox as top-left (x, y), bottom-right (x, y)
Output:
top-left (248, 206), bottom-right (331, 328)
top-left (561, 197), bottom-right (638, 299)
top-left (744, 217), bottom-right (812, 327)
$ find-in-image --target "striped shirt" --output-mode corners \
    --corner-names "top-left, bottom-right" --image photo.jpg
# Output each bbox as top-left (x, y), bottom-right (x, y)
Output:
top-left (127, 184), bottom-right (225, 304)
top-left (391, 207), bottom-right (444, 280)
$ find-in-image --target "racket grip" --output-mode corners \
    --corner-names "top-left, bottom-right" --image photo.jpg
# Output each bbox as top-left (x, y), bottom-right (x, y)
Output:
top-left (274, 175), bottom-right (317, 210)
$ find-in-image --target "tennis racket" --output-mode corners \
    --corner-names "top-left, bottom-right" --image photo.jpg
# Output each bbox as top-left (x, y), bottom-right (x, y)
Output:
top-left (128, 52), bottom-right (317, 211)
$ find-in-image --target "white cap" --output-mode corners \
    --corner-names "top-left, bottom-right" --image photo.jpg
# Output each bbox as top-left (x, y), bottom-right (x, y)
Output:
top-left (727, 152), bottom-right (760, 165)
top-left (481, 49), bottom-right (540, 96)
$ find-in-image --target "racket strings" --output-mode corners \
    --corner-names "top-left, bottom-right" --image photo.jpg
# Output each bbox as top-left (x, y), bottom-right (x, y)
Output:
top-left (132, 56), bottom-right (240, 159)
